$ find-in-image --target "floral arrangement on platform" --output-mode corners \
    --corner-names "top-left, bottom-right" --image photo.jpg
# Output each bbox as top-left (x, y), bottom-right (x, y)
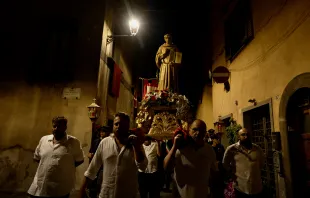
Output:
top-left (136, 90), bottom-right (192, 125)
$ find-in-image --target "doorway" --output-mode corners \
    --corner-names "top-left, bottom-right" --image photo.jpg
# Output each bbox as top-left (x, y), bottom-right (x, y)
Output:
top-left (278, 72), bottom-right (310, 198)
top-left (286, 87), bottom-right (310, 198)
top-left (243, 100), bottom-right (276, 198)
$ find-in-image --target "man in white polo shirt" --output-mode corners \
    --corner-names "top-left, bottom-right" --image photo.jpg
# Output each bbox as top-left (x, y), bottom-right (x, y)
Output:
top-left (28, 116), bottom-right (84, 198)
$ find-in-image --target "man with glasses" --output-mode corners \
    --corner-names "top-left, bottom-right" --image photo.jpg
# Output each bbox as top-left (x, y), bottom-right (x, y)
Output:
top-left (222, 128), bottom-right (265, 198)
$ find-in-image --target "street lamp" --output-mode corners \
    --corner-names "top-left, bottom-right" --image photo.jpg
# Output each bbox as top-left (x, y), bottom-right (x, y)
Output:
top-left (129, 19), bottom-right (140, 36)
top-left (214, 116), bottom-right (225, 135)
top-left (87, 98), bottom-right (101, 150)
top-left (87, 98), bottom-right (101, 123)
top-left (107, 18), bottom-right (140, 44)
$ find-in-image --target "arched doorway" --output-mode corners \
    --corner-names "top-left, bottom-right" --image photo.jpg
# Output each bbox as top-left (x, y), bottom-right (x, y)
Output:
top-left (279, 73), bottom-right (310, 198)
top-left (286, 87), bottom-right (310, 197)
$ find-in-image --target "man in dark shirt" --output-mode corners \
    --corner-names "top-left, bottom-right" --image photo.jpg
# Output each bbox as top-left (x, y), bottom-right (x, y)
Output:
top-left (158, 139), bottom-right (174, 193)
top-left (88, 126), bottom-right (111, 162)
top-left (87, 125), bottom-right (111, 198)
top-left (210, 133), bottom-right (225, 198)
top-left (206, 129), bottom-right (215, 145)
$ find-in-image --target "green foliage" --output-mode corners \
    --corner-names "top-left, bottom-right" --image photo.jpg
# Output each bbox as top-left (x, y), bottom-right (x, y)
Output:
top-left (225, 118), bottom-right (242, 145)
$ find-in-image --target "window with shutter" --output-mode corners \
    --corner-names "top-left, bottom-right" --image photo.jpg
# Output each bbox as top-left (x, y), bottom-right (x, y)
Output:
top-left (224, 0), bottom-right (254, 61)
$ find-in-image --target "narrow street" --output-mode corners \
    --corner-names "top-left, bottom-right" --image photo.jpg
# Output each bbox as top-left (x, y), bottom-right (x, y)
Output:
top-left (1, 0), bottom-right (310, 197)
top-left (0, 191), bottom-right (173, 198)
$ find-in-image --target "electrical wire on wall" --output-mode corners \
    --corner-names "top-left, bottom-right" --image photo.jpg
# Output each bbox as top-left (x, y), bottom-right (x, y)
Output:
top-left (254, 0), bottom-right (288, 35)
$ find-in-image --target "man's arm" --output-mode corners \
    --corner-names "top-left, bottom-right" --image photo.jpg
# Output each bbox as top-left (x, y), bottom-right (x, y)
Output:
top-left (222, 145), bottom-right (234, 172)
top-left (163, 144), bottom-right (177, 171)
top-left (73, 139), bottom-right (85, 167)
top-left (133, 143), bottom-right (148, 170)
top-left (79, 141), bottom-right (104, 198)
top-left (129, 128), bottom-right (148, 170)
top-left (87, 139), bottom-right (100, 161)
top-left (33, 137), bottom-right (44, 163)
top-left (163, 134), bottom-right (181, 171)
top-left (156, 141), bottom-right (161, 157)
top-left (258, 145), bottom-right (266, 169)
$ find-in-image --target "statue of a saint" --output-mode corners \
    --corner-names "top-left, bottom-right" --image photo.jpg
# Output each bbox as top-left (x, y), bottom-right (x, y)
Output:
top-left (155, 34), bottom-right (181, 92)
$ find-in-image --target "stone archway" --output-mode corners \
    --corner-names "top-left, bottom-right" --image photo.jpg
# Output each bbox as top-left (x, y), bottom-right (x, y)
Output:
top-left (279, 72), bottom-right (310, 198)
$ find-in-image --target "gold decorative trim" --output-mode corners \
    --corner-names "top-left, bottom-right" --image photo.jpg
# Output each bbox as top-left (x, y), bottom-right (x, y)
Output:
top-left (148, 112), bottom-right (178, 140)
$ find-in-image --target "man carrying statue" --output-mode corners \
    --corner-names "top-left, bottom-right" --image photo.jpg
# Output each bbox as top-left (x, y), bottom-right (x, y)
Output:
top-left (155, 34), bottom-right (181, 92)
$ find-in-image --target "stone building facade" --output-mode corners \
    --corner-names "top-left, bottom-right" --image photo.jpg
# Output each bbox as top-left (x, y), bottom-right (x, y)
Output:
top-left (197, 0), bottom-right (310, 197)
top-left (0, 0), bottom-right (135, 196)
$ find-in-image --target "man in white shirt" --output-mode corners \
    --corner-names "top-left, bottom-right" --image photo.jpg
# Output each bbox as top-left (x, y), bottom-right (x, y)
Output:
top-left (222, 128), bottom-right (265, 198)
top-left (164, 119), bottom-right (216, 198)
top-left (79, 112), bottom-right (148, 198)
top-left (28, 116), bottom-right (84, 198)
top-left (138, 136), bottom-right (161, 198)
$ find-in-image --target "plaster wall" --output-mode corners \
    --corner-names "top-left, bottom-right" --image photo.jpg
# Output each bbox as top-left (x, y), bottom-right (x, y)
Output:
top-left (197, 0), bottom-right (310, 197)
top-left (196, 85), bottom-right (213, 130)
top-left (209, 0), bottom-right (310, 131)
top-left (97, 3), bottom-right (134, 125)
top-left (0, 81), bottom-right (96, 193)
top-left (0, 0), bottom-right (103, 192)
top-left (114, 49), bottom-right (134, 126)
top-left (97, 4), bottom-right (114, 125)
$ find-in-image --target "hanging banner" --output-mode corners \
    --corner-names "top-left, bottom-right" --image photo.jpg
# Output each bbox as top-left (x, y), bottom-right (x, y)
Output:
top-left (147, 80), bottom-right (158, 94)
top-left (141, 78), bottom-right (158, 99)
top-left (142, 79), bottom-right (148, 99)
top-left (134, 89), bottom-right (138, 109)
top-left (111, 63), bottom-right (122, 98)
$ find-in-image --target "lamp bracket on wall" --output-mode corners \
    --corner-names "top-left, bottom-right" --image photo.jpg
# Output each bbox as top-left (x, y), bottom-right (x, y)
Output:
top-left (106, 34), bottom-right (134, 44)
top-left (248, 98), bottom-right (257, 106)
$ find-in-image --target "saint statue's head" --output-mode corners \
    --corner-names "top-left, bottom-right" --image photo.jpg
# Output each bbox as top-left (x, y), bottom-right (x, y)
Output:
top-left (164, 34), bottom-right (172, 45)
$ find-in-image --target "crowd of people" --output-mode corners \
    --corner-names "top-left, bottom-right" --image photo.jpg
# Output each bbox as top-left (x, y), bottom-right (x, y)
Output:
top-left (27, 113), bottom-right (265, 198)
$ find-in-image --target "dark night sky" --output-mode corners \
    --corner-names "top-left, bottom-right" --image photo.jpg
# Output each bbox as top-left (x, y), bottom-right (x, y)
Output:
top-left (124, 0), bottom-right (213, 104)
top-left (130, 0), bottom-right (212, 77)
top-left (0, 0), bottom-right (212, 106)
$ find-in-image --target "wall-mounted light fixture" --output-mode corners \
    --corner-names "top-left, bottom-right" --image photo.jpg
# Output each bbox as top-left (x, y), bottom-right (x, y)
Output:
top-left (87, 98), bottom-right (101, 150)
top-left (214, 116), bottom-right (225, 135)
top-left (248, 98), bottom-right (257, 106)
top-left (107, 19), bottom-right (140, 44)
top-left (87, 98), bottom-right (101, 123)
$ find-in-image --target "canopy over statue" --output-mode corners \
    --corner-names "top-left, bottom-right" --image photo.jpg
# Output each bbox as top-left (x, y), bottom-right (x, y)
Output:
top-left (155, 34), bottom-right (182, 92)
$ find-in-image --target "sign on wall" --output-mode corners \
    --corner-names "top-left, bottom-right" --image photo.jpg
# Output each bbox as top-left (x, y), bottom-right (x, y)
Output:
top-left (62, 88), bottom-right (81, 99)
top-left (212, 66), bottom-right (230, 83)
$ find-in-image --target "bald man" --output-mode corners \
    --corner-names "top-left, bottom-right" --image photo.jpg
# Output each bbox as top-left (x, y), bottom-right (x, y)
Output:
top-left (164, 119), bottom-right (216, 198)
top-left (222, 128), bottom-right (265, 198)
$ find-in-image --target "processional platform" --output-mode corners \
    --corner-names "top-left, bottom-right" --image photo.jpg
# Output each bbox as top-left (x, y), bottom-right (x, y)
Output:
top-left (136, 90), bottom-right (192, 140)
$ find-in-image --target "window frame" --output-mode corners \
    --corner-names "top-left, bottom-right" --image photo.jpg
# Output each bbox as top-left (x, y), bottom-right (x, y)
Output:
top-left (224, 0), bottom-right (254, 62)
